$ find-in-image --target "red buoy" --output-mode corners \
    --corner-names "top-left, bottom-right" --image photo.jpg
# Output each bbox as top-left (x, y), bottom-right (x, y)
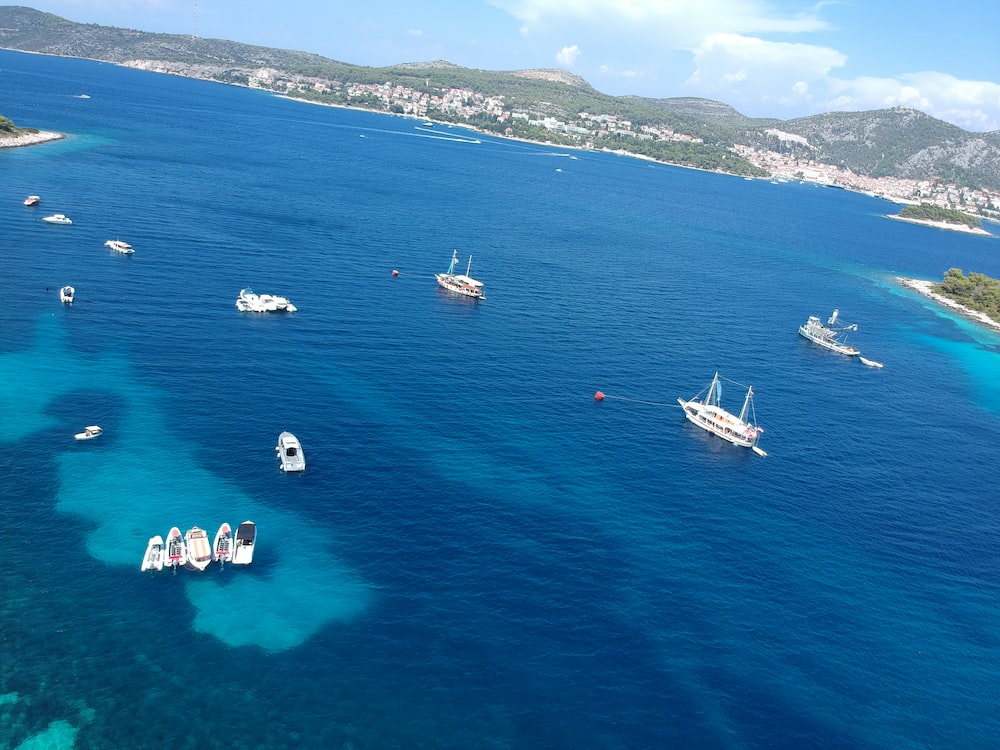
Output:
top-left (392, 269), bottom-right (399, 276)
top-left (594, 391), bottom-right (605, 401)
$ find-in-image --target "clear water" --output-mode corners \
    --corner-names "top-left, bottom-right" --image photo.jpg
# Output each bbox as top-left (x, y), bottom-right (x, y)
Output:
top-left (2, 49), bottom-right (1000, 749)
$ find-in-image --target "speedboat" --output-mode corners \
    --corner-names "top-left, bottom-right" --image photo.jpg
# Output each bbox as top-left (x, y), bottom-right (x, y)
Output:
top-left (24, 195), bottom-right (40, 206)
top-left (184, 526), bottom-right (213, 571)
top-left (276, 431), bottom-right (306, 472)
top-left (677, 372), bottom-right (766, 456)
top-left (140, 535), bottom-right (164, 572)
top-left (42, 213), bottom-right (72, 224)
top-left (235, 288), bottom-right (296, 313)
top-left (213, 522), bottom-right (233, 565)
top-left (436, 249), bottom-right (485, 299)
top-left (105, 239), bottom-right (135, 254)
top-left (798, 309), bottom-right (860, 356)
top-left (231, 520), bottom-right (256, 565)
top-left (74, 425), bottom-right (103, 440)
top-left (165, 526), bottom-right (187, 570)
top-left (60, 285), bottom-right (75, 304)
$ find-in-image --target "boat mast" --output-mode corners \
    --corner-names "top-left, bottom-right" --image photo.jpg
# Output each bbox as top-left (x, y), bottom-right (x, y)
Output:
top-left (707, 372), bottom-right (719, 406)
top-left (466, 255), bottom-right (473, 276)
top-left (447, 249), bottom-right (458, 275)
top-left (739, 386), bottom-right (752, 423)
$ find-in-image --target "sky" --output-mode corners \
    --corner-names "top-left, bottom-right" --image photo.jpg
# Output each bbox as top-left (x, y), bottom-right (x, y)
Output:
top-left (15, 1), bottom-right (1000, 132)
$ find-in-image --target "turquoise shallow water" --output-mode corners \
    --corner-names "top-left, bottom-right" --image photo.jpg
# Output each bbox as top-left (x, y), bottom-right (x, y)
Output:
top-left (2, 49), bottom-right (1000, 749)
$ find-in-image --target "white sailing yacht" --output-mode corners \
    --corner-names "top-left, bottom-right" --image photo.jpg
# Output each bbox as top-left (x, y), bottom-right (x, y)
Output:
top-left (436, 249), bottom-right (485, 299)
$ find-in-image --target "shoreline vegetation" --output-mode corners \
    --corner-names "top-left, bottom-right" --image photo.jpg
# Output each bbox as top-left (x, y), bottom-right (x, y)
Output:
top-left (898, 273), bottom-right (1000, 332)
top-left (886, 203), bottom-right (993, 237)
top-left (0, 113), bottom-right (64, 148)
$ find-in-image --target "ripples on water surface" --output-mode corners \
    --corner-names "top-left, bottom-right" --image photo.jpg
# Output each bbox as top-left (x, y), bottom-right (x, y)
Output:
top-left (1, 49), bottom-right (999, 749)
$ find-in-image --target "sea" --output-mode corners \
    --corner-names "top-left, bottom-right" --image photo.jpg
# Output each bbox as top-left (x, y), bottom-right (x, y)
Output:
top-left (2, 48), bottom-right (999, 750)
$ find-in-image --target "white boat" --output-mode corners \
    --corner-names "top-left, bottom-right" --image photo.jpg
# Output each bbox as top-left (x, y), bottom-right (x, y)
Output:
top-left (276, 431), bottom-right (306, 472)
top-left (184, 526), bottom-right (213, 571)
top-left (140, 535), bottom-right (164, 572)
top-left (232, 520), bottom-right (256, 565)
top-left (235, 287), bottom-right (297, 313)
top-left (59, 285), bottom-right (74, 303)
top-left (24, 195), bottom-right (40, 206)
top-left (798, 309), bottom-right (860, 356)
top-left (213, 522), bottom-right (233, 565)
top-left (859, 357), bottom-right (884, 368)
top-left (165, 526), bottom-right (187, 570)
top-left (105, 239), bottom-right (135, 254)
top-left (42, 213), bottom-right (72, 224)
top-left (436, 249), bottom-right (485, 299)
top-left (677, 372), bottom-right (766, 455)
top-left (74, 425), bottom-right (103, 440)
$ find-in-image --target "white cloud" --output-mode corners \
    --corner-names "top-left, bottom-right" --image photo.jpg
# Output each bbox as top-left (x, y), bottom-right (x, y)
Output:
top-left (408, 28), bottom-right (424, 38)
top-left (556, 44), bottom-right (581, 66)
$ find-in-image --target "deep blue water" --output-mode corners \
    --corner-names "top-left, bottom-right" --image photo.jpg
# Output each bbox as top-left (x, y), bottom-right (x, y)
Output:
top-left (2, 49), bottom-right (1000, 749)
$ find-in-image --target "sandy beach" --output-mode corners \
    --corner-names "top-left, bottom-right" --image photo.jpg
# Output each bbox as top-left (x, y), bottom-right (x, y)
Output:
top-left (0, 130), bottom-right (65, 149)
top-left (897, 276), bottom-right (1000, 332)
top-left (885, 213), bottom-right (994, 237)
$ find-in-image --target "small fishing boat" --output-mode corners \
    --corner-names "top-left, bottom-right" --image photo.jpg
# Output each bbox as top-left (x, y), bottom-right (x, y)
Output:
top-left (677, 372), bottom-right (766, 455)
top-left (213, 522), bottom-right (233, 566)
top-left (24, 195), bottom-right (40, 206)
top-left (140, 535), bottom-right (164, 572)
top-left (436, 249), bottom-right (485, 299)
top-left (231, 520), bottom-right (256, 566)
top-left (74, 425), bottom-right (103, 440)
top-left (798, 309), bottom-right (860, 356)
top-left (276, 431), bottom-right (306, 472)
top-left (59, 285), bottom-right (74, 304)
top-left (184, 526), bottom-right (213, 571)
top-left (42, 213), bottom-right (72, 224)
top-left (165, 526), bottom-right (187, 570)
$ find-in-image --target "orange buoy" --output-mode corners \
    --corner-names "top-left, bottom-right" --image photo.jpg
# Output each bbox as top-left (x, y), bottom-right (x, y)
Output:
top-left (594, 391), bottom-right (605, 401)
top-left (392, 269), bottom-right (399, 276)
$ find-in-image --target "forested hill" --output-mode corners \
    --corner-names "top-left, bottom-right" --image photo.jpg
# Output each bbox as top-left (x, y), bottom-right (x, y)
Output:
top-left (4, 5), bottom-right (1000, 189)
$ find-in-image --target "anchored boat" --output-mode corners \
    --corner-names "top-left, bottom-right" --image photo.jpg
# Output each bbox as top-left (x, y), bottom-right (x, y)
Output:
top-left (677, 372), bottom-right (766, 456)
top-left (798, 309), bottom-right (860, 356)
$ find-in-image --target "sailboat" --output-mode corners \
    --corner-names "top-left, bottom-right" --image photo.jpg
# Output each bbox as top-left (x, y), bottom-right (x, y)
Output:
top-left (435, 249), bottom-right (485, 299)
top-left (798, 308), bottom-right (860, 356)
top-left (677, 373), bottom-right (767, 456)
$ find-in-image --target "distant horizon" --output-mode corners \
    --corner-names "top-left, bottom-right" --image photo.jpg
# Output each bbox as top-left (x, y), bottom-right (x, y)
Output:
top-left (13, 1), bottom-right (1000, 133)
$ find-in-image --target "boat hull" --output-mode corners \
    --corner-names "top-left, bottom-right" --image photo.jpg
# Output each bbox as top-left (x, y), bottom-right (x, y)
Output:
top-left (678, 398), bottom-right (757, 448)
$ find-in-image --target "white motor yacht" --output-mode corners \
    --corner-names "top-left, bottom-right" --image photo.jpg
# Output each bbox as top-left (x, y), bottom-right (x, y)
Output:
top-left (105, 239), bottom-right (135, 254)
top-left (231, 521), bottom-right (256, 565)
top-left (276, 431), bottom-right (306, 472)
top-left (42, 213), bottom-right (72, 224)
top-left (59, 285), bottom-right (75, 304)
top-left (74, 425), bottom-right (103, 440)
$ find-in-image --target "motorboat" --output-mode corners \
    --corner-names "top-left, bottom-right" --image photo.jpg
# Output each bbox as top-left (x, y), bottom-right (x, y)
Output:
top-left (231, 521), bottom-right (256, 565)
top-left (24, 195), bottom-right (40, 206)
top-left (436, 249), bottom-right (485, 299)
top-left (59, 285), bottom-right (74, 304)
top-left (235, 287), bottom-right (297, 313)
top-left (677, 372), bottom-right (766, 456)
top-left (276, 431), bottom-right (306, 472)
top-left (105, 239), bottom-right (135, 254)
top-left (798, 309), bottom-right (860, 356)
top-left (42, 213), bottom-right (72, 224)
top-left (140, 535), bottom-right (164, 572)
top-left (213, 522), bottom-right (233, 566)
top-left (165, 526), bottom-right (187, 570)
top-left (74, 425), bottom-right (103, 440)
top-left (184, 526), bottom-right (213, 571)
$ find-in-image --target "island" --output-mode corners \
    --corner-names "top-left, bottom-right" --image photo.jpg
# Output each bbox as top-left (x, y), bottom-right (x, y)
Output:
top-left (886, 203), bottom-right (993, 236)
top-left (0, 113), bottom-right (64, 149)
top-left (899, 269), bottom-right (1000, 332)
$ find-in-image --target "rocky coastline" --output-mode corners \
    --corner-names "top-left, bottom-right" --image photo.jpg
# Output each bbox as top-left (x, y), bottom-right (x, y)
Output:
top-left (0, 130), bottom-right (65, 149)
top-left (897, 277), bottom-right (1000, 332)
